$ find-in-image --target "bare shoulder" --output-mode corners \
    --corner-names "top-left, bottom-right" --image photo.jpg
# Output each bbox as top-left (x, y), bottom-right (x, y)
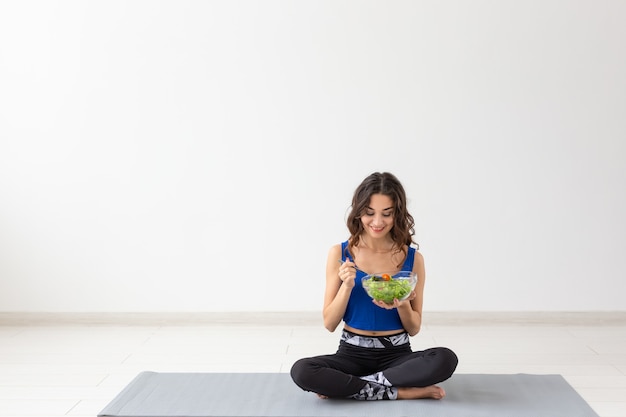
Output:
top-left (328, 243), bottom-right (343, 260)
top-left (413, 248), bottom-right (424, 264)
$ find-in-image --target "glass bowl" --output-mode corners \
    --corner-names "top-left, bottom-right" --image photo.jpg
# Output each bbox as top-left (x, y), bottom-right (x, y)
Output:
top-left (361, 271), bottom-right (417, 304)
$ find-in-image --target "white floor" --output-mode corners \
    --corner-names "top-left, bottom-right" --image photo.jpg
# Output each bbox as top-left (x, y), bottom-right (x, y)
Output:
top-left (0, 312), bottom-right (625, 417)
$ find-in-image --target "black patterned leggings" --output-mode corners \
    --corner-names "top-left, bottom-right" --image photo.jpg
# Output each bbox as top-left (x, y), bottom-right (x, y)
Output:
top-left (290, 331), bottom-right (458, 399)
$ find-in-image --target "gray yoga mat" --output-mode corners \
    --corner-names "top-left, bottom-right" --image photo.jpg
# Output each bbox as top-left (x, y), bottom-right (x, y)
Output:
top-left (99, 372), bottom-right (599, 417)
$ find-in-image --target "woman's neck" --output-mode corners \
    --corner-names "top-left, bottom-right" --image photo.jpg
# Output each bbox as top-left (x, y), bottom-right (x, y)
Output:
top-left (359, 236), bottom-right (395, 253)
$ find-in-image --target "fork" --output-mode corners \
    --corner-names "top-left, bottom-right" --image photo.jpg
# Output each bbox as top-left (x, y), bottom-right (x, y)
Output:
top-left (337, 259), bottom-right (366, 274)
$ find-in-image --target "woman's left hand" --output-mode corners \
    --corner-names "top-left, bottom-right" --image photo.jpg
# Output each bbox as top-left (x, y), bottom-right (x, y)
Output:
top-left (372, 290), bottom-right (416, 310)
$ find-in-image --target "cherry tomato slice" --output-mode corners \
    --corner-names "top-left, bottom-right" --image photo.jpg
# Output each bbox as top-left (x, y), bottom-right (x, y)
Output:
top-left (382, 274), bottom-right (391, 281)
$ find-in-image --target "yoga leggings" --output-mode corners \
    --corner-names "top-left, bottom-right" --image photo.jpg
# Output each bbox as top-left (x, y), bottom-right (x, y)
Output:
top-left (290, 331), bottom-right (458, 399)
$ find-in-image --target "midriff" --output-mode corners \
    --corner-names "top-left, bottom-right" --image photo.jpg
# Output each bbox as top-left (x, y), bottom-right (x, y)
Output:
top-left (343, 324), bottom-right (406, 337)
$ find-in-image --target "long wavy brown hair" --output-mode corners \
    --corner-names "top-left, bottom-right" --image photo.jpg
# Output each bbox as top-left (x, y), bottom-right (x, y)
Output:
top-left (345, 172), bottom-right (417, 267)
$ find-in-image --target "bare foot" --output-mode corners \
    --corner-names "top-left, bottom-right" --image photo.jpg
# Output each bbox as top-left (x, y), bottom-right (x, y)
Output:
top-left (397, 385), bottom-right (446, 400)
top-left (316, 393), bottom-right (329, 399)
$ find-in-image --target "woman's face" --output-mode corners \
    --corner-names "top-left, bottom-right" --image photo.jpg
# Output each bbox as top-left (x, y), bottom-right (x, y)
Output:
top-left (360, 193), bottom-right (394, 239)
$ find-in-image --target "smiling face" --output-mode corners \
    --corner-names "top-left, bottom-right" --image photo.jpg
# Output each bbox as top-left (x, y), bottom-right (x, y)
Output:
top-left (346, 173), bottom-right (416, 264)
top-left (360, 193), bottom-right (395, 240)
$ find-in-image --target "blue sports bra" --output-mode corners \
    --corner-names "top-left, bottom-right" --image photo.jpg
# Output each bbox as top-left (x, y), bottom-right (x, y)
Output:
top-left (341, 240), bottom-right (416, 331)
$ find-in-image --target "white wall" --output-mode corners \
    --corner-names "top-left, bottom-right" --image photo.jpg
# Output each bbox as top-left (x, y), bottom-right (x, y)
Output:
top-left (1, 0), bottom-right (624, 312)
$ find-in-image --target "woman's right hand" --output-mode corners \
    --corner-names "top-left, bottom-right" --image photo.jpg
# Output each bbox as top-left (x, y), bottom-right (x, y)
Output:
top-left (338, 260), bottom-right (357, 289)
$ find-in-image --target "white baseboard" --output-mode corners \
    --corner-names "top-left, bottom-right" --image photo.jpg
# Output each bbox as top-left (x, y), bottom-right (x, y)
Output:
top-left (1, 311), bottom-right (625, 326)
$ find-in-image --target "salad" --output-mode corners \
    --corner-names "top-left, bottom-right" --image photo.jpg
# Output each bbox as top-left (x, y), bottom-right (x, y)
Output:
top-left (362, 274), bottom-right (414, 304)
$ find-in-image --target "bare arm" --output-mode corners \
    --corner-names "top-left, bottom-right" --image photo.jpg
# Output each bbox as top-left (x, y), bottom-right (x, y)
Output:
top-left (397, 250), bottom-right (425, 336)
top-left (322, 244), bottom-right (356, 332)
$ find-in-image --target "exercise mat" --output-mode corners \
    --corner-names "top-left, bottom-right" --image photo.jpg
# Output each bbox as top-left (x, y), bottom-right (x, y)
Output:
top-left (99, 372), bottom-right (599, 417)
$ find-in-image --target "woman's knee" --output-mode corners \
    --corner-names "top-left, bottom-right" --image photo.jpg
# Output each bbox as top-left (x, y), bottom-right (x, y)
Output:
top-left (290, 358), bottom-right (313, 387)
top-left (438, 347), bottom-right (459, 377)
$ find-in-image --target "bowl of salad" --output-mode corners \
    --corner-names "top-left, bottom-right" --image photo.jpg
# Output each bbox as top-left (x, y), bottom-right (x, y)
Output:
top-left (361, 271), bottom-right (417, 304)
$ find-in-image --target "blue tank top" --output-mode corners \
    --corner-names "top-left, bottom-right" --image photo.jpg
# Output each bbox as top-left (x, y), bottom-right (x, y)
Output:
top-left (341, 240), bottom-right (416, 331)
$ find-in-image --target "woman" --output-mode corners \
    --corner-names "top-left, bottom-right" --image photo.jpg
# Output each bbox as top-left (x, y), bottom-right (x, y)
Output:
top-left (290, 172), bottom-right (458, 400)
